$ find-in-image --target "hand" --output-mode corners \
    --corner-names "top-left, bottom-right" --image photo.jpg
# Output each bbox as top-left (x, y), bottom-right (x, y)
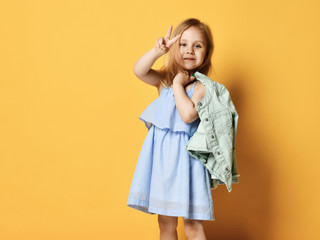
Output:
top-left (155, 25), bottom-right (182, 56)
top-left (172, 70), bottom-right (196, 87)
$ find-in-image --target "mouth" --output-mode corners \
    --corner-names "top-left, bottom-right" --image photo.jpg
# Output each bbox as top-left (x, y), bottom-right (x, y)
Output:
top-left (184, 58), bottom-right (196, 61)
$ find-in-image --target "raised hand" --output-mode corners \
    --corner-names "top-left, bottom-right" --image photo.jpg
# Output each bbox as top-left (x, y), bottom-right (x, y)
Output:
top-left (173, 70), bottom-right (196, 87)
top-left (155, 25), bottom-right (182, 55)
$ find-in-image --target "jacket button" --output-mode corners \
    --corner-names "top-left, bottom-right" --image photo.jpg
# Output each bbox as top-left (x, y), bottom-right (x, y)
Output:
top-left (205, 118), bottom-right (209, 121)
top-left (217, 152), bottom-right (221, 155)
top-left (211, 135), bottom-right (215, 139)
top-left (225, 167), bottom-right (229, 171)
top-left (198, 102), bottom-right (202, 107)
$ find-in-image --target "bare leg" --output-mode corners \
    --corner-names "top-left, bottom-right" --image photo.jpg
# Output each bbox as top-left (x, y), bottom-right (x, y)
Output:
top-left (158, 215), bottom-right (178, 240)
top-left (183, 219), bottom-right (207, 240)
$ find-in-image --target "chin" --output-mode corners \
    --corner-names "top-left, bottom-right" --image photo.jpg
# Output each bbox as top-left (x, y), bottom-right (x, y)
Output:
top-left (182, 66), bottom-right (198, 71)
top-left (183, 67), bottom-right (199, 72)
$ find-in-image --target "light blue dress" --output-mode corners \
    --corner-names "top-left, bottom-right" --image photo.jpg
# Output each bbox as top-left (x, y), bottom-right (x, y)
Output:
top-left (127, 81), bottom-right (214, 221)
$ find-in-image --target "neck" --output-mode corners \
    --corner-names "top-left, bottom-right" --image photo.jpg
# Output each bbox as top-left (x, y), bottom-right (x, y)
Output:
top-left (187, 70), bottom-right (196, 76)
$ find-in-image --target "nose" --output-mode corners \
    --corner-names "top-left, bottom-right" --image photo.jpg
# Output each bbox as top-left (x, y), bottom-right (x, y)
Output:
top-left (186, 46), bottom-right (194, 54)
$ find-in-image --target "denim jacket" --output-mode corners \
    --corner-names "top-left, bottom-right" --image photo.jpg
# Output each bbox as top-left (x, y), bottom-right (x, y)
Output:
top-left (185, 71), bottom-right (240, 192)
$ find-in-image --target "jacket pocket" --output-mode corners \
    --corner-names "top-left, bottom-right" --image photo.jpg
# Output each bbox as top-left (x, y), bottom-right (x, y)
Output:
top-left (210, 108), bottom-right (233, 149)
top-left (211, 108), bottom-right (232, 135)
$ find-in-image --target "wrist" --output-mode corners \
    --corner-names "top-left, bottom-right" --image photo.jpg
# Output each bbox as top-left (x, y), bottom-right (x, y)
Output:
top-left (152, 47), bottom-right (164, 59)
top-left (172, 81), bottom-right (183, 89)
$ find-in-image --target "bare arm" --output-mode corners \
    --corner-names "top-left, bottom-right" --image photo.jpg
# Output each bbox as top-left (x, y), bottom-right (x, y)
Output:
top-left (133, 47), bottom-right (163, 88)
top-left (133, 25), bottom-right (182, 89)
top-left (172, 72), bottom-right (206, 123)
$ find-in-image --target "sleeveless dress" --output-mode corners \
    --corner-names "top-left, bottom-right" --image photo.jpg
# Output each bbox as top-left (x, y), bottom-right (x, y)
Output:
top-left (127, 81), bottom-right (214, 221)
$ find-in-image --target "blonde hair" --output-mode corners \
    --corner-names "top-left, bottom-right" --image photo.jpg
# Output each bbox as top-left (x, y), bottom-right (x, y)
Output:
top-left (158, 18), bottom-right (214, 87)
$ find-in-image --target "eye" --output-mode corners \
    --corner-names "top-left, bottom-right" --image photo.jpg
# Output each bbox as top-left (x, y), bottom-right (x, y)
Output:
top-left (195, 44), bottom-right (202, 48)
top-left (180, 43), bottom-right (187, 47)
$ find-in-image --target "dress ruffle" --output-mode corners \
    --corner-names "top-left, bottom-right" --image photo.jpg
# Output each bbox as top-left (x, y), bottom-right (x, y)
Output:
top-left (139, 86), bottom-right (200, 137)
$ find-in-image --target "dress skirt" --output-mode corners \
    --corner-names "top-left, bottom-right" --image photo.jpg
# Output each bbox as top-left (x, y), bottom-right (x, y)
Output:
top-left (127, 124), bottom-right (214, 221)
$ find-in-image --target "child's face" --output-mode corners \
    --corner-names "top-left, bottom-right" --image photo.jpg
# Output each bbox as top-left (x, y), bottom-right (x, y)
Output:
top-left (175, 27), bottom-right (206, 71)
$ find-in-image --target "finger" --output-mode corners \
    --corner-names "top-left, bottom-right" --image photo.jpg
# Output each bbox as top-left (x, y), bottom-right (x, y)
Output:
top-left (159, 38), bottom-right (164, 46)
top-left (158, 39), bottom-right (165, 50)
top-left (167, 33), bottom-right (181, 47)
top-left (165, 25), bottom-right (173, 40)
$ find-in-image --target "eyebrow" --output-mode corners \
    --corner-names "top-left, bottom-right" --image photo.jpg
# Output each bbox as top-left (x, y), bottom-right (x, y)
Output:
top-left (180, 39), bottom-right (205, 44)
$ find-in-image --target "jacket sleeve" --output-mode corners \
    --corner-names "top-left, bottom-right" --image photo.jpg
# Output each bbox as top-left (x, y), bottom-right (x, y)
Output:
top-left (218, 85), bottom-right (240, 182)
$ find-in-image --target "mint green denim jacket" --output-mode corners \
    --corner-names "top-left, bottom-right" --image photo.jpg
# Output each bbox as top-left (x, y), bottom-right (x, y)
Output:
top-left (185, 71), bottom-right (240, 192)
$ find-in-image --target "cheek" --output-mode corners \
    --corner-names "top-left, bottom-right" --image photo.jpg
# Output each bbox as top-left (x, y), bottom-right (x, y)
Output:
top-left (197, 51), bottom-right (206, 61)
top-left (201, 53), bottom-right (206, 61)
top-left (174, 53), bottom-right (181, 62)
top-left (174, 54), bottom-right (183, 66)
top-left (175, 50), bottom-right (183, 60)
top-left (201, 50), bottom-right (207, 60)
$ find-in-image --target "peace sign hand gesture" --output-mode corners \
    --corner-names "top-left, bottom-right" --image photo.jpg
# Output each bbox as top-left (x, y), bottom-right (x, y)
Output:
top-left (155, 25), bottom-right (182, 56)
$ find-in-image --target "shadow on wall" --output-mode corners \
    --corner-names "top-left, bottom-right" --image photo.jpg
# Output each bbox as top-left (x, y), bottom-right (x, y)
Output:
top-left (202, 73), bottom-right (275, 240)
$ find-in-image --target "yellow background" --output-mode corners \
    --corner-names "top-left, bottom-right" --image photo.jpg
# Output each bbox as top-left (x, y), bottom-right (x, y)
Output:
top-left (0, 0), bottom-right (319, 239)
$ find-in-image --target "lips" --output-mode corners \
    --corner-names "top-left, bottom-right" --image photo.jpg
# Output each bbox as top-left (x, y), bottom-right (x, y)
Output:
top-left (184, 58), bottom-right (195, 60)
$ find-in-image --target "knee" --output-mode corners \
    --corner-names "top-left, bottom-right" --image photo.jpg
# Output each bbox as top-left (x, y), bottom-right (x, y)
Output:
top-left (158, 215), bottom-right (178, 232)
top-left (184, 219), bottom-right (204, 238)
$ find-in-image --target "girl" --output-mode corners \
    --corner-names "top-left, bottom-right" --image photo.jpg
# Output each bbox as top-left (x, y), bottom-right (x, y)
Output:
top-left (127, 18), bottom-right (214, 240)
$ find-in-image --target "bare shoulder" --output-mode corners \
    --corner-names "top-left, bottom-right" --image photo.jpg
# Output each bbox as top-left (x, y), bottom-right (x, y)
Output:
top-left (191, 81), bottom-right (206, 104)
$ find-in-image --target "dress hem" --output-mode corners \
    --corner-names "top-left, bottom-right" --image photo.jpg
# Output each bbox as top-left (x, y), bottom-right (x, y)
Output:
top-left (127, 201), bottom-right (215, 221)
